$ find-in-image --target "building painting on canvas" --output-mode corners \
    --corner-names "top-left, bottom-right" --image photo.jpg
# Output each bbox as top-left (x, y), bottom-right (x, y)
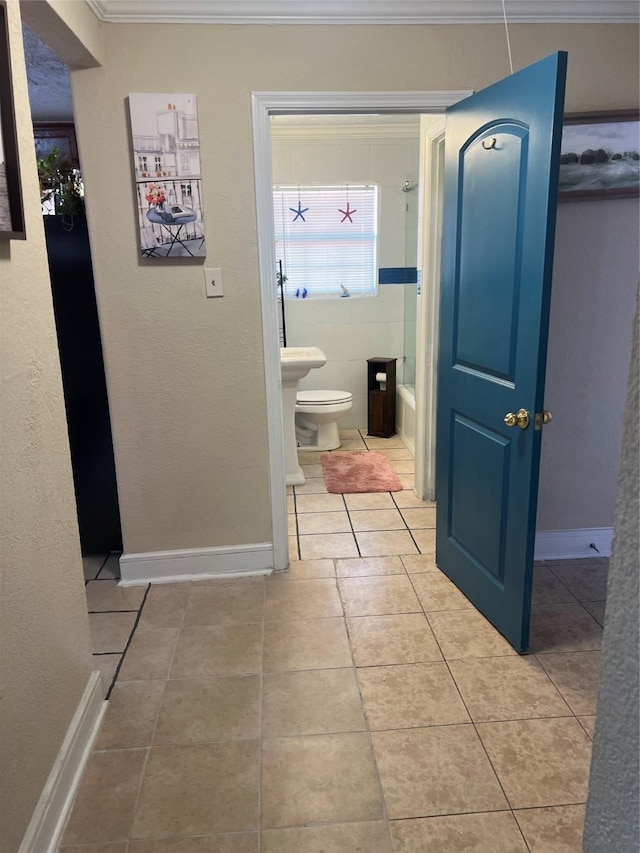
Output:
top-left (129, 93), bottom-right (206, 258)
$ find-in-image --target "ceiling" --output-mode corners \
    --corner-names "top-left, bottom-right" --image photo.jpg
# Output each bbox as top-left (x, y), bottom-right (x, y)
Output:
top-left (86, 1), bottom-right (638, 24)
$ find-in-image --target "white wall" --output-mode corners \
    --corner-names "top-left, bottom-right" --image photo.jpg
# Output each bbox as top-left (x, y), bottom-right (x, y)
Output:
top-left (272, 123), bottom-right (419, 427)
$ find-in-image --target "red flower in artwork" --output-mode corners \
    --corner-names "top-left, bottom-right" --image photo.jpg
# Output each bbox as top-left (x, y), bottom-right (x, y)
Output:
top-left (145, 183), bottom-right (166, 206)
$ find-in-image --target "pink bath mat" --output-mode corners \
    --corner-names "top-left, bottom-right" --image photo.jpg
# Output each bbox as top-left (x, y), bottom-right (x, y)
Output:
top-left (321, 450), bottom-right (403, 494)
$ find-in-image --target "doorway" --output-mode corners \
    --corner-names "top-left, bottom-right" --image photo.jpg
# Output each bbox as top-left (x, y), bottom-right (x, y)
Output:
top-left (251, 91), bottom-right (470, 570)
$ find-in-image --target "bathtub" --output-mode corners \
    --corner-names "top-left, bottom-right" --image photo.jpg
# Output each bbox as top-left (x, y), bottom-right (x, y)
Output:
top-left (396, 384), bottom-right (416, 455)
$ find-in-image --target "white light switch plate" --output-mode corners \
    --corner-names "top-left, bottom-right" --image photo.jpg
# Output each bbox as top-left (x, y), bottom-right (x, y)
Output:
top-left (204, 268), bottom-right (223, 297)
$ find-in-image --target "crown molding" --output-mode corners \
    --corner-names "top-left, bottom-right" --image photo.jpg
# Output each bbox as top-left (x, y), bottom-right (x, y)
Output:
top-left (271, 122), bottom-right (421, 140)
top-left (87, 1), bottom-right (640, 25)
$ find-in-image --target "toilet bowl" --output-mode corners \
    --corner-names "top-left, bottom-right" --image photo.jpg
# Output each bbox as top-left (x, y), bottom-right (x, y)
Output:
top-left (295, 390), bottom-right (353, 451)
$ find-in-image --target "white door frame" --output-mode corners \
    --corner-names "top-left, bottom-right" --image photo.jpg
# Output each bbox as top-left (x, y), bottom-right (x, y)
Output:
top-left (251, 91), bottom-right (471, 570)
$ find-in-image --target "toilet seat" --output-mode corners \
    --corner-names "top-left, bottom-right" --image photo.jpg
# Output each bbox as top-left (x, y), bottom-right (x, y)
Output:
top-left (297, 390), bottom-right (353, 406)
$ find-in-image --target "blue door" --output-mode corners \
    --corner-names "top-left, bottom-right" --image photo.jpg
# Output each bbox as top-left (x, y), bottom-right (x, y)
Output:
top-left (436, 53), bottom-right (567, 652)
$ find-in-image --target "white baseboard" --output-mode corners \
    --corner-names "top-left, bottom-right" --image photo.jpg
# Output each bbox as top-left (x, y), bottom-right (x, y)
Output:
top-left (534, 527), bottom-right (613, 561)
top-left (19, 671), bottom-right (107, 853)
top-left (119, 542), bottom-right (275, 586)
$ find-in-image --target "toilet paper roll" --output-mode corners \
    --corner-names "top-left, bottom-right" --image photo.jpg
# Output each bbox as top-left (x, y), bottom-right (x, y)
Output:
top-left (375, 372), bottom-right (387, 384)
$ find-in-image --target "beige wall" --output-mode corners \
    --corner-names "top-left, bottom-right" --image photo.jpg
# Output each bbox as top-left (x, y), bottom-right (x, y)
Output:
top-left (0, 2), bottom-right (93, 849)
top-left (68, 22), bottom-right (639, 554)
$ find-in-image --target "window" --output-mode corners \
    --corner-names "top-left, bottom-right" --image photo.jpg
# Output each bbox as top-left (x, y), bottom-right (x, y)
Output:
top-left (273, 184), bottom-right (378, 299)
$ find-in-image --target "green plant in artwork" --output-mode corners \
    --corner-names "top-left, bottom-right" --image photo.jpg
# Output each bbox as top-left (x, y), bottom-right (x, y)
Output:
top-left (37, 146), bottom-right (84, 222)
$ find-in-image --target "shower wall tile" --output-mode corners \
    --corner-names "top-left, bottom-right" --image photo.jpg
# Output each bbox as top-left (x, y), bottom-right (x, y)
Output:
top-left (330, 144), bottom-right (372, 183)
top-left (370, 143), bottom-right (412, 185)
top-left (290, 144), bottom-right (332, 182)
top-left (313, 299), bottom-right (353, 325)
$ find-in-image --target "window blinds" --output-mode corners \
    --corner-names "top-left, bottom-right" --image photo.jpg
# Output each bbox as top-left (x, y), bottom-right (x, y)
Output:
top-left (273, 185), bottom-right (378, 299)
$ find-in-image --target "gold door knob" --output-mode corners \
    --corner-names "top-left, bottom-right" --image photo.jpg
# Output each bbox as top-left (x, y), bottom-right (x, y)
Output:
top-left (504, 408), bottom-right (530, 429)
top-left (542, 410), bottom-right (552, 424)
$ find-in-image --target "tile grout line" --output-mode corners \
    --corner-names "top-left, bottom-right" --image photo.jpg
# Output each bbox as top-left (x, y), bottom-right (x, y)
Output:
top-left (104, 584), bottom-right (151, 700)
top-left (404, 570), bottom-right (534, 851)
top-left (124, 582), bottom-right (187, 845)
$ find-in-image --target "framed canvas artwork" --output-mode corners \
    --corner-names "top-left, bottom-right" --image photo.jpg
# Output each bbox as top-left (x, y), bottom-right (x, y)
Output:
top-left (559, 110), bottom-right (640, 201)
top-left (129, 93), bottom-right (206, 258)
top-left (0, 0), bottom-right (25, 239)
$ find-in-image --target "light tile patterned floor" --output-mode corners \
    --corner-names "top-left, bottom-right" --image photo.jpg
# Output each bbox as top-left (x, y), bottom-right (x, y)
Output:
top-left (62, 430), bottom-right (606, 851)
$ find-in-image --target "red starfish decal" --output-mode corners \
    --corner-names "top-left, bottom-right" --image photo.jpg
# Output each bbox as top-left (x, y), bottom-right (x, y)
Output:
top-left (339, 202), bottom-right (357, 223)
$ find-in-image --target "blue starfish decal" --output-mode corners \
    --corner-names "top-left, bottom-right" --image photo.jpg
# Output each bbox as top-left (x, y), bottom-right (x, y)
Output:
top-left (339, 202), bottom-right (357, 223)
top-left (290, 202), bottom-right (309, 222)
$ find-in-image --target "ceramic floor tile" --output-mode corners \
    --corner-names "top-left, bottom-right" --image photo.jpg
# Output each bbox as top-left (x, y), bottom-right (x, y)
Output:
top-left (301, 464), bottom-right (323, 478)
top-left (376, 447), bottom-right (414, 460)
top-left (477, 717), bottom-right (592, 809)
top-left (412, 528), bottom-right (435, 556)
top-left (93, 654), bottom-right (121, 694)
top-left (339, 575), bottom-right (421, 617)
top-left (372, 725), bottom-right (508, 818)
top-left (344, 492), bottom-right (396, 511)
top-left (95, 680), bottom-right (166, 750)
top-left (184, 581), bottom-right (264, 626)
top-left (89, 612), bottom-right (138, 654)
top-left (399, 507), bottom-right (436, 529)
top-left (131, 741), bottom-right (260, 837)
top-left (299, 532), bottom-right (359, 560)
top-left (128, 835), bottom-right (258, 852)
top-left (448, 656), bottom-right (571, 722)
top-left (297, 510), bottom-right (352, 535)
top-left (349, 509), bottom-right (406, 532)
top-left (287, 494), bottom-right (295, 513)
top-left (393, 492), bottom-right (435, 509)
top-left (397, 473), bottom-right (415, 489)
top-left (356, 530), bottom-right (418, 557)
top-left (263, 616), bottom-right (352, 672)
top-left (390, 811), bottom-right (528, 853)
top-left (83, 554), bottom-right (107, 581)
top-left (261, 732), bottom-right (383, 828)
top-left (514, 804), bottom-right (586, 852)
top-left (262, 668), bottom-right (365, 737)
top-left (531, 566), bottom-right (577, 606)
top-left (137, 584), bottom-right (190, 629)
top-left (339, 438), bottom-right (369, 450)
top-left (536, 651), bottom-right (601, 715)
top-left (60, 843), bottom-right (129, 853)
top-left (288, 514), bottom-right (297, 535)
top-left (427, 609), bottom-right (518, 660)
top-left (529, 604), bottom-right (603, 653)
top-left (294, 478), bottom-right (328, 495)
top-left (298, 450), bottom-right (324, 464)
top-left (390, 459), bottom-right (415, 474)
top-left (97, 553), bottom-right (121, 579)
top-left (295, 493), bottom-right (346, 513)
top-left (347, 613), bottom-right (443, 666)
top-left (275, 559), bottom-right (335, 579)
top-left (154, 675), bottom-right (260, 745)
top-left (61, 749), bottom-right (147, 844)
top-left (336, 556), bottom-right (405, 577)
top-left (170, 623), bottom-right (263, 678)
top-left (576, 715), bottom-right (596, 738)
top-left (288, 536), bottom-right (299, 562)
top-left (411, 572), bottom-right (473, 611)
top-left (118, 627), bottom-right (179, 681)
top-left (357, 662), bottom-right (469, 730)
top-left (401, 554), bottom-right (440, 574)
top-left (363, 436), bottom-right (406, 449)
top-left (262, 822), bottom-right (393, 853)
top-left (548, 561), bottom-right (609, 602)
top-left (86, 580), bottom-right (145, 613)
top-left (264, 577), bottom-right (343, 621)
top-left (581, 599), bottom-right (606, 626)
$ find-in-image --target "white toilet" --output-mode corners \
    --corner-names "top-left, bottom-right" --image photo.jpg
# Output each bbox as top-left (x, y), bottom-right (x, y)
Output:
top-left (295, 390), bottom-right (353, 451)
